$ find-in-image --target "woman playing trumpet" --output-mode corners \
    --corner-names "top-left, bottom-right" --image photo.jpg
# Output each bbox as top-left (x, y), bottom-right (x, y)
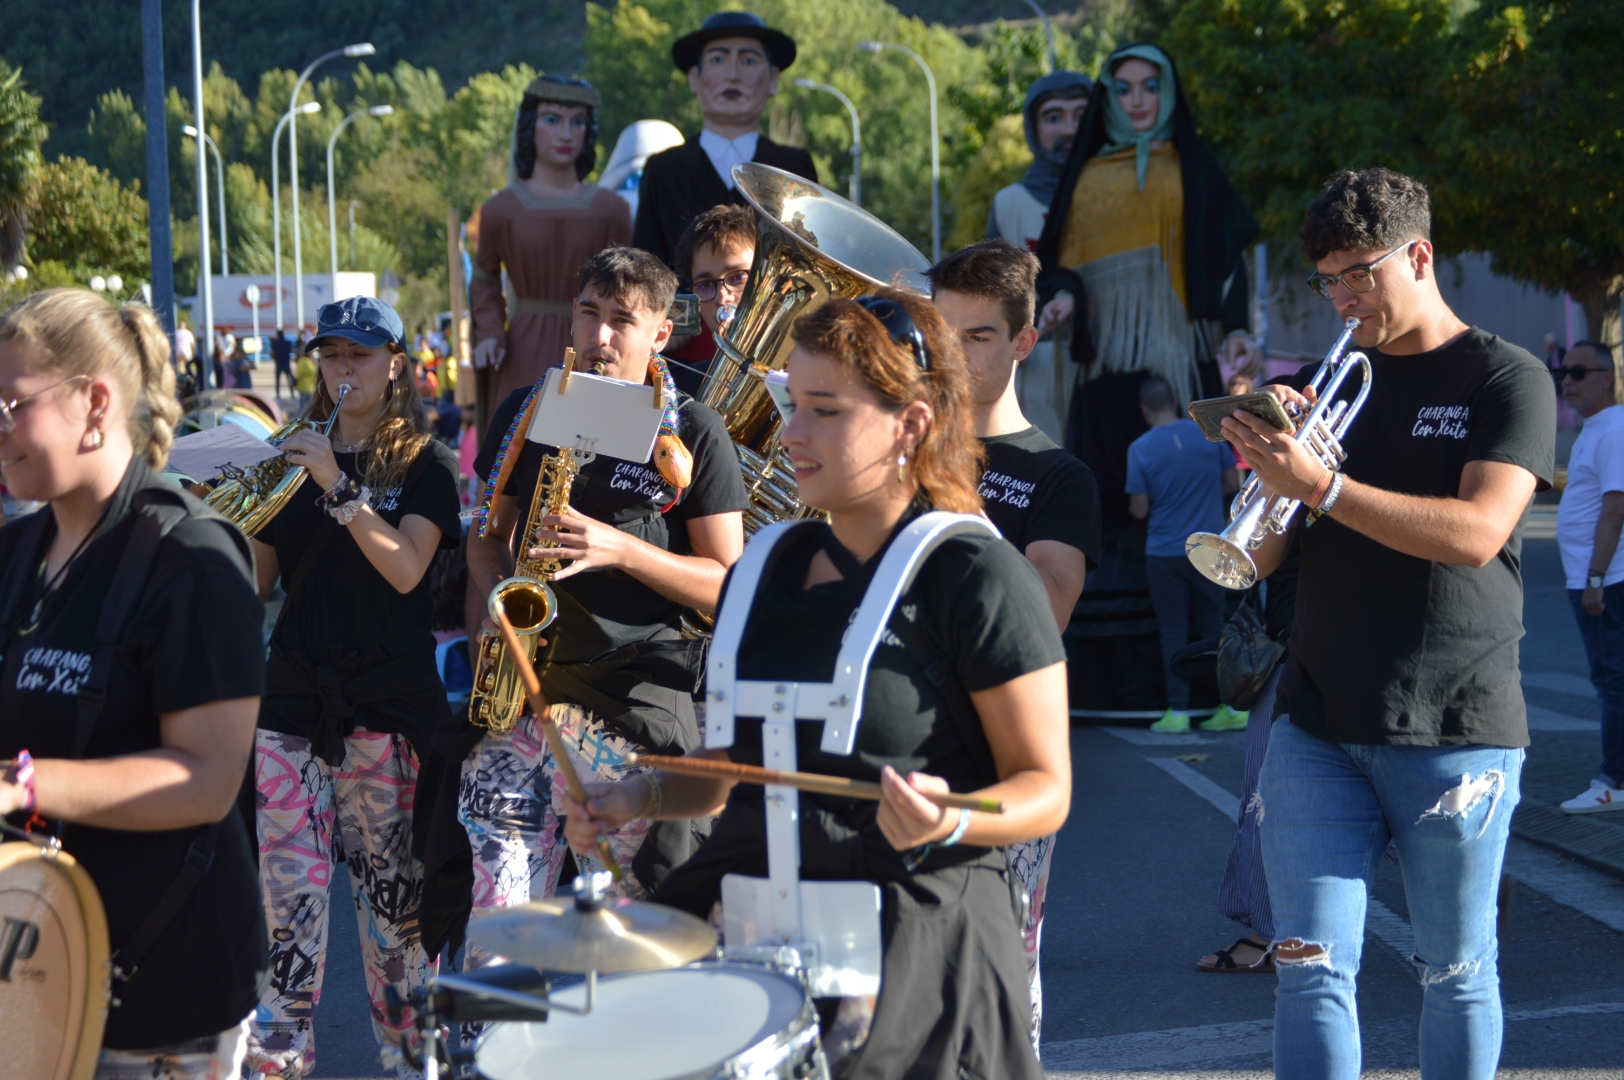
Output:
top-left (562, 290), bottom-right (1071, 1079)
top-left (247, 297), bottom-right (463, 1080)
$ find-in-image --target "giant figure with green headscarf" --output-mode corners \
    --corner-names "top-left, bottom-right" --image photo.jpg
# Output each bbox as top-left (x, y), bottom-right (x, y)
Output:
top-left (1034, 43), bottom-right (1259, 714)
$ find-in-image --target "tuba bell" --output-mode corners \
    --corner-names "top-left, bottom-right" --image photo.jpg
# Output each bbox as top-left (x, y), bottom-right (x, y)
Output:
top-left (701, 163), bottom-right (933, 535)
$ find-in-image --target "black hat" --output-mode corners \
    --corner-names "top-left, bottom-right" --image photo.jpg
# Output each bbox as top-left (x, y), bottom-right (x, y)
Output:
top-left (671, 11), bottom-right (796, 73)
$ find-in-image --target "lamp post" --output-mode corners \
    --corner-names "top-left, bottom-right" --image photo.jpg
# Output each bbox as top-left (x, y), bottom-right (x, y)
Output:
top-left (190, 0), bottom-right (213, 387)
top-left (328, 105), bottom-right (394, 280)
top-left (271, 100), bottom-right (322, 333)
top-left (182, 124), bottom-right (228, 276)
top-left (793, 79), bottom-right (861, 206)
top-left (1021, 0), bottom-right (1057, 74)
top-left (290, 42), bottom-right (375, 334)
top-left (858, 41), bottom-right (938, 260)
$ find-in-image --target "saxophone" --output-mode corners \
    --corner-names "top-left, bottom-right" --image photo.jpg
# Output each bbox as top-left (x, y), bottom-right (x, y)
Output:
top-left (469, 355), bottom-right (603, 733)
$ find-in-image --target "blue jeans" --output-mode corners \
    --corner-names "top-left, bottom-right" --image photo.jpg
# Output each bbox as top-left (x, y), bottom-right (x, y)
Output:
top-left (1258, 717), bottom-right (1523, 1080)
top-left (1567, 584), bottom-right (1624, 787)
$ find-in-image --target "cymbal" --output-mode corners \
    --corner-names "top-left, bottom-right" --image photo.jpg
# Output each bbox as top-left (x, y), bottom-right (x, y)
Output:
top-left (467, 895), bottom-right (719, 974)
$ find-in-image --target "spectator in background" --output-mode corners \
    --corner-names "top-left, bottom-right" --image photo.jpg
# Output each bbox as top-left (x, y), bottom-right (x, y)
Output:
top-left (432, 388), bottom-right (461, 446)
top-left (293, 350), bottom-right (316, 410)
top-left (1127, 375), bottom-right (1242, 732)
top-left (1544, 331), bottom-right (1567, 373)
top-left (457, 410), bottom-right (479, 506)
top-left (174, 318), bottom-right (196, 379)
top-left (1555, 340), bottom-right (1624, 814)
top-left (227, 337), bottom-right (252, 390)
top-left (270, 329), bottom-right (294, 399)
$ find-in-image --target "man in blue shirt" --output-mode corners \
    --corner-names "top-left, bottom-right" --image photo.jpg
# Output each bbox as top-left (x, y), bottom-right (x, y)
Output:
top-left (1127, 376), bottom-right (1240, 731)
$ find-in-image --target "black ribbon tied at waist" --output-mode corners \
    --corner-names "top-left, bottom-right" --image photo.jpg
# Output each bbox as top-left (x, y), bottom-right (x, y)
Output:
top-left (265, 646), bottom-right (440, 765)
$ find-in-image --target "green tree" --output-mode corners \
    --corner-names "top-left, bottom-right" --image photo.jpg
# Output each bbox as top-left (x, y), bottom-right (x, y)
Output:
top-left (948, 112), bottom-right (1029, 249)
top-left (1439, 0), bottom-right (1624, 351)
top-left (26, 156), bottom-right (148, 283)
top-left (85, 88), bottom-right (147, 188)
top-left (0, 61), bottom-right (47, 270)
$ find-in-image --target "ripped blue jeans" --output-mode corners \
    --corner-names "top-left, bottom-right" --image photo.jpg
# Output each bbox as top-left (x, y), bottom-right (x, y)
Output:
top-left (1258, 717), bottom-right (1523, 1080)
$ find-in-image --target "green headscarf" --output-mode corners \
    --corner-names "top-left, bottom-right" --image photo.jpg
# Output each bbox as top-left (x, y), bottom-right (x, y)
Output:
top-left (1099, 43), bottom-right (1177, 192)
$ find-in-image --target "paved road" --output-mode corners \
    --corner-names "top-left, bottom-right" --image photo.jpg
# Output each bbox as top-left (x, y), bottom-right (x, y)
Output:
top-left (299, 521), bottom-right (1623, 1077)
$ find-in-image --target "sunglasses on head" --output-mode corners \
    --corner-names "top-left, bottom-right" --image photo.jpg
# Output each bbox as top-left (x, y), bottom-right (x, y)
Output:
top-left (854, 296), bottom-right (930, 372)
top-left (1555, 365), bottom-right (1612, 382)
top-left (316, 302), bottom-right (392, 335)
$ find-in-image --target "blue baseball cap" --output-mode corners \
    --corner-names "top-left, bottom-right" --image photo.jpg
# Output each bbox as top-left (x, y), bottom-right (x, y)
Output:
top-left (305, 295), bottom-right (406, 354)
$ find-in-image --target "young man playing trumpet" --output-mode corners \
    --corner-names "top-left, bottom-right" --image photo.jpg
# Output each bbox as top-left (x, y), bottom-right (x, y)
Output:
top-left (459, 248), bottom-right (748, 931)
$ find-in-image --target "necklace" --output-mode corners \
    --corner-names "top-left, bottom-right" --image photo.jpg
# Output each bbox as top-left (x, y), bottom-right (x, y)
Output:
top-left (16, 504), bottom-right (112, 636)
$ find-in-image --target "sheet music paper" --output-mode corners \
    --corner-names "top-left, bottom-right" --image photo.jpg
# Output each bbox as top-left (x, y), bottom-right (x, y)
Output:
top-left (167, 423), bottom-right (282, 480)
top-left (527, 365), bottom-right (664, 464)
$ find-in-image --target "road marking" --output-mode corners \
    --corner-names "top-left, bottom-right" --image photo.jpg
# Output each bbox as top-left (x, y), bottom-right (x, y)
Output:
top-left (1040, 1001), bottom-right (1624, 1072)
top-left (1146, 757), bottom-right (1417, 968)
top-left (1523, 672), bottom-right (1597, 698)
top-left (1099, 726), bottom-right (1220, 747)
top-left (1526, 703), bottom-right (1600, 731)
top-left (1503, 837), bottom-right (1624, 932)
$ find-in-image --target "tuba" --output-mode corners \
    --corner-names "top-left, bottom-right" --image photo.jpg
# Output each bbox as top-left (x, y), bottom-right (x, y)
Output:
top-left (204, 384), bottom-right (351, 536)
top-left (702, 163), bottom-right (932, 535)
top-left (1185, 317), bottom-right (1372, 589)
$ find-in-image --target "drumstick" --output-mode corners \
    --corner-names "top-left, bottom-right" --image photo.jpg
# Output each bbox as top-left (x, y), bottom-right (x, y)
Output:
top-left (491, 610), bottom-right (623, 882)
top-left (624, 753), bottom-right (1006, 814)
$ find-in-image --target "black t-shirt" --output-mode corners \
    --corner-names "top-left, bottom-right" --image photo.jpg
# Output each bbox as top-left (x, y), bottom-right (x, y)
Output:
top-left (726, 522), bottom-right (1064, 842)
top-left (476, 381), bottom-right (750, 665)
top-left (1277, 328), bottom-right (1555, 746)
top-left (979, 425), bottom-right (1103, 568)
top-left (0, 461), bottom-right (268, 1048)
top-left (259, 439), bottom-right (463, 752)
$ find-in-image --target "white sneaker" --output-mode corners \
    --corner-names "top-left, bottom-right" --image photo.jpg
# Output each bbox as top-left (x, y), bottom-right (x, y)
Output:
top-left (1559, 779), bottom-right (1624, 814)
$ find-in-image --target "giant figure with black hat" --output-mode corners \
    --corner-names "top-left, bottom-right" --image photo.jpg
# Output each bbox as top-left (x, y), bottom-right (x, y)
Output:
top-left (987, 70), bottom-right (1093, 443)
top-left (632, 11), bottom-right (820, 269)
top-left (1032, 44), bottom-right (1259, 715)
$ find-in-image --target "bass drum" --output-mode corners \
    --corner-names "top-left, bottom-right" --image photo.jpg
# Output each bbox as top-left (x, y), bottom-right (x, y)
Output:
top-left (0, 842), bottom-right (111, 1080)
top-left (476, 963), bottom-right (823, 1080)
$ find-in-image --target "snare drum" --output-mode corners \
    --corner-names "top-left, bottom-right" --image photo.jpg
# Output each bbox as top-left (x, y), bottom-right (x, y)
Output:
top-left (475, 963), bottom-right (822, 1080)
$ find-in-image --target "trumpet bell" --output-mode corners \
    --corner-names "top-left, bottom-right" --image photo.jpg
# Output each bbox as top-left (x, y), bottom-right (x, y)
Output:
top-left (1185, 532), bottom-right (1259, 590)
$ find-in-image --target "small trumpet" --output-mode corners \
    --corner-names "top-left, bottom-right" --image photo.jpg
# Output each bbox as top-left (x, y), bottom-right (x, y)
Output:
top-left (1185, 317), bottom-right (1371, 589)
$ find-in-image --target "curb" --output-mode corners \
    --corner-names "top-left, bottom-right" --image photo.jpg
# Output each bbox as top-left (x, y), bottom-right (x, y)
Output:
top-left (1511, 797), bottom-right (1624, 880)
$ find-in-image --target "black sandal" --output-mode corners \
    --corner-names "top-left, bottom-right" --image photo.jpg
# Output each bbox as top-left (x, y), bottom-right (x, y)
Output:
top-left (1197, 937), bottom-right (1275, 973)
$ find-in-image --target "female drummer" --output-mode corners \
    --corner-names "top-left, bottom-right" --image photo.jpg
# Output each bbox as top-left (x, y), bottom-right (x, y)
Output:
top-left (247, 296), bottom-right (462, 1079)
top-left (0, 289), bottom-right (266, 1079)
top-left (563, 289), bottom-right (1071, 1079)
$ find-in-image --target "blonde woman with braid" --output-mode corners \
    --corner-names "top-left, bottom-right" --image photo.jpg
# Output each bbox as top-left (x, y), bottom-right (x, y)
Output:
top-left (246, 297), bottom-right (463, 1080)
top-left (0, 289), bottom-right (267, 1080)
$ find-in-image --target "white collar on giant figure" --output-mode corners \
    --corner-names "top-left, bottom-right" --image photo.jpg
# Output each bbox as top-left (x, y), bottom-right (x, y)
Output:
top-left (698, 129), bottom-right (760, 190)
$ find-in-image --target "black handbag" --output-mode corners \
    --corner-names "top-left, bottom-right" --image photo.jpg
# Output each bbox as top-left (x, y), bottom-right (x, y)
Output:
top-left (1216, 598), bottom-right (1285, 711)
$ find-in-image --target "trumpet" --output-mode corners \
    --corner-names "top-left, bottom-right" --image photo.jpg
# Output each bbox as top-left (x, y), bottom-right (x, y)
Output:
top-left (205, 383), bottom-right (351, 536)
top-left (1185, 317), bottom-right (1371, 589)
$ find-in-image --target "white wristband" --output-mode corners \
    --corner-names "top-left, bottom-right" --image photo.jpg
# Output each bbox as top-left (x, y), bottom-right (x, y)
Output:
top-left (941, 806), bottom-right (971, 848)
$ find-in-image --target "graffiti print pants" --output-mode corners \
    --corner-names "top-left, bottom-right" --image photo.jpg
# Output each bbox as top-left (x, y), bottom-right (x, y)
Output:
top-left (458, 705), bottom-right (653, 966)
top-left (1005, 833), bottom-right (1055, 1050)
top-left (248, 729), bottom-right (432, 1079)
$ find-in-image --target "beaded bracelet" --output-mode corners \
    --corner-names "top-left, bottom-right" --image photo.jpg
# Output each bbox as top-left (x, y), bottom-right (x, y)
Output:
top-left (15, 749), bottom-right (36, 814)
top-left (315, 474), bottom-right (362, 511)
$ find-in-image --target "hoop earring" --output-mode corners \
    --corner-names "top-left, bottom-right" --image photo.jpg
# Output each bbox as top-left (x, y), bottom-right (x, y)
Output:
top-left (896, 453), bottom-right (908, 484)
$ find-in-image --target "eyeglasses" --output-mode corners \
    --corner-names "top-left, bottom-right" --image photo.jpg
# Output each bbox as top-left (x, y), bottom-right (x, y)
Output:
top-left (1306, 241), bottom-right (1415, 300)
top-left (854, 296), bottom-right (930, 372)
top-left (0, 375), bottom-right (90, 436)
top-left (691, 270), bottom-right (750, 302)
top-left (1555, 365), bottom-right (1612, 382)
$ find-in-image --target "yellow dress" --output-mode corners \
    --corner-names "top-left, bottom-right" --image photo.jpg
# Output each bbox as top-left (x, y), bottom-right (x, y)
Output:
top-left (1056, 145), bottom-right (1211, 406)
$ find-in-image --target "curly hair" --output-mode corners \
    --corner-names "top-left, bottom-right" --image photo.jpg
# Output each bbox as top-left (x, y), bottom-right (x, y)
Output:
top-left (1300, 167), bottom-right (1431, 262)
top-left (304, 347), bottom-right (434, 495)
top-left (790, 289), bottom-right (983, 515)
top-left (515, 92), bottom-right (598, 183)
top-left (0, 289), bottom-right (180, 469)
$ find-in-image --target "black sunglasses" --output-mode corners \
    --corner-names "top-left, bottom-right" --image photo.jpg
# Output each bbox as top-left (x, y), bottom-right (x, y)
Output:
top-left (691, 270), bottom-right (750, 302)
top-left (317, 302), bottom-right (391, 334)
top-left (854, 296), bottom-right (930, 372)
top-left (1555, 365), bottom-right (1612, 382)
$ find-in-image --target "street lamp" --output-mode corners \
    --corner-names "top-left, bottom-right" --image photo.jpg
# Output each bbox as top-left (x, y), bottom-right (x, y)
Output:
top-left (181, 124), bottom-right (228, 276)
top-left (1021, 0), bottom-right (1057, 74)
top-left (858, 40), bottom-right (939, 260)
top-left (190, 0), bottom-right (213, 387)
top-left (290, 42), bottom-right (375, 333)
top-left (328, 105), bottom-right (394, 279)
top-left (793, 79), bottom-right (861, 206)
top-left (271, 101), bottom-right (322, 333)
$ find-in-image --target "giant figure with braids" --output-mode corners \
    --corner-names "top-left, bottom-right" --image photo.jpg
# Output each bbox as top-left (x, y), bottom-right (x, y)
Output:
top-left (470, 76), bottom-right (632, 423)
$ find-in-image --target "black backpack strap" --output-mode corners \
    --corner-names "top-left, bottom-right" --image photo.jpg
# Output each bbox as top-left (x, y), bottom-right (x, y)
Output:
top-left (111, 824), bottom-right (218, 982)
top-left (0, 509), bottom-right (54, 661)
